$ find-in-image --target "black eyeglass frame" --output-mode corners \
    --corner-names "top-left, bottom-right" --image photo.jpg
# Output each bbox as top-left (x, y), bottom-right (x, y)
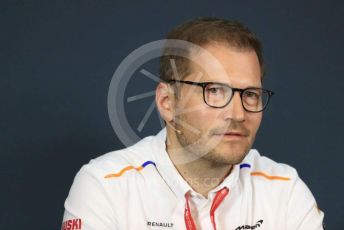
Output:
top-left (167, 79), bottom-right (274, 113)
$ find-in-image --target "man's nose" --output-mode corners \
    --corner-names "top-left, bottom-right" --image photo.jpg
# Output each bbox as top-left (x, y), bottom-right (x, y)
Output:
top-left (223, 92), bottom-right (245, 122)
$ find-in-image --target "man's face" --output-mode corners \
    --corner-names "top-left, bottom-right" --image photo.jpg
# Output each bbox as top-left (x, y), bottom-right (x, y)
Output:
top-left (173, 43), bottom-right (263, 165)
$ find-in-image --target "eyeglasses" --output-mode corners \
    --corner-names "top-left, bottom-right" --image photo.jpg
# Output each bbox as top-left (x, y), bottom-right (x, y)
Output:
top-left (167, 80), bottom-right (274, 113)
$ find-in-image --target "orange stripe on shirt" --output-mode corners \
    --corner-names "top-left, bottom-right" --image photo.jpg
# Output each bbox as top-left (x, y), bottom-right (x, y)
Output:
top-left (104, 166), bottom-right (144, 178)
top-left (250, 172), bottom-right (291, 181)
top-left (104, 161), bottom-right (156, 179)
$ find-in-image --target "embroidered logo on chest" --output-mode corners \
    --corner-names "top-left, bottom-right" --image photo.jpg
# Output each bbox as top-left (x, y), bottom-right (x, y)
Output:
top-left (147, 221), bottom-right (174, 228)
top-left (234, 219), bottom-right (263, 230)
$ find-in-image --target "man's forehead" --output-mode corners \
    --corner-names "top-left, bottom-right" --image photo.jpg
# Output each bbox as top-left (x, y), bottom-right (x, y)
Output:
top-left (184, 72), bottom-right (262, 89)
top-left (185, 44), bottom-right (262, 87)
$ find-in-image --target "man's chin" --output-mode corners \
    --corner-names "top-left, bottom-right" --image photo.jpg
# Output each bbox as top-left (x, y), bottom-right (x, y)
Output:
top-left (201, 147), bottom-right (250, 166)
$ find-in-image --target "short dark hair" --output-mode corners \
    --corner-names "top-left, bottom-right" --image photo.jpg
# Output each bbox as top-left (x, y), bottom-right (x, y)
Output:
top-left (159, 17), bottom-right (264, 82)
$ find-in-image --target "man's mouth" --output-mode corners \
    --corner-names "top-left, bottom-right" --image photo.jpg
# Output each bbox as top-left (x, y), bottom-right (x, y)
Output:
top-left (224, 132), bottom-right (243, 136)
top-left (213, 131), bottom-right (247, 140)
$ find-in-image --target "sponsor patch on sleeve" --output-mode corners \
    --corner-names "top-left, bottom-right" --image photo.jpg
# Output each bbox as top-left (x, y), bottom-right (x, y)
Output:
top-left (61, 218), bottom-right (82, 230)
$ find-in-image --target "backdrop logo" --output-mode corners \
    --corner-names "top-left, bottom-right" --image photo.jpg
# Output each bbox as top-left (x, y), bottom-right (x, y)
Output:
top-left (107, 39), bottom-right (229, 164)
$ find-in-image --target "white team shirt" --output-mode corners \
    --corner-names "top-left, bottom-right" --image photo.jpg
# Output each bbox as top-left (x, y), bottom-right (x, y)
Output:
top-left (62, 128), bottom-right (324, 230)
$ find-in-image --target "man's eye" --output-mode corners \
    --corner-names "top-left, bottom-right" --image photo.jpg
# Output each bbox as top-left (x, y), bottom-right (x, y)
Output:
top-left (244, 91), bottom-right (259, 98)
top-left (206, 87), bottom-right (224, 94)
top-left (208, 88), bottom-right (219, 93)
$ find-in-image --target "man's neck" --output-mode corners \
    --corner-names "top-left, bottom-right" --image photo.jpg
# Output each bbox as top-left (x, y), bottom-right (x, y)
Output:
top-left (174, 157), bottom-right (232, 198)
top-left (165, 131), bottom-right (232, 197)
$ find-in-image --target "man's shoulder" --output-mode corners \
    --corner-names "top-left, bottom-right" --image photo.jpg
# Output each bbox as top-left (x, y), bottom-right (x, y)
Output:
top-left (242, 149), bottom-right (299, 181)
top-left (82, 134), bottom-right (160, 178)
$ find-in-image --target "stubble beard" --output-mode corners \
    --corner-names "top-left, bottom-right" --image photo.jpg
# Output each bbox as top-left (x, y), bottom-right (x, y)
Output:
top-left (175, 117), bottom-right (254, 166)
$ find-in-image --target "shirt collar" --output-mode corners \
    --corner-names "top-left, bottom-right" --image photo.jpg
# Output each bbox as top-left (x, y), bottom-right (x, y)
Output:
top-left (153, 128), bottom-right (191, 199)
top-left (152, 127), bottom-right (241, 199)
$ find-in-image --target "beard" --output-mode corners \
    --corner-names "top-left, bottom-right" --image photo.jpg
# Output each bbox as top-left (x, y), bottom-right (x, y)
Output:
top-left (174, 117), bottom-right (254, 166)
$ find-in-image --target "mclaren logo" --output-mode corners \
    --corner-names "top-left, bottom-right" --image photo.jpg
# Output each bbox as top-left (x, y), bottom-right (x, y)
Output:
top-left (235, 220), bottom-right (263, 230)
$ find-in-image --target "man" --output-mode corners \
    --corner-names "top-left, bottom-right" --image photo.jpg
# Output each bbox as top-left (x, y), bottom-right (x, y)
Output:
top-left (62, 17), bottom-right (325, 229)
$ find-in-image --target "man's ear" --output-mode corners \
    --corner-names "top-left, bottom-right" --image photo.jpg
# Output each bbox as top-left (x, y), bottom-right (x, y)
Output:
top-left (155, 82), bottom-right (175, 123)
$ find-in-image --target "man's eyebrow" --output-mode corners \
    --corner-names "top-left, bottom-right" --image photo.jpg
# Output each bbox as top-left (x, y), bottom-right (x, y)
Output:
top-left (211, 81), bottom-right (262, 88)
top-left (245, 85), bottom-right (263, 88)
